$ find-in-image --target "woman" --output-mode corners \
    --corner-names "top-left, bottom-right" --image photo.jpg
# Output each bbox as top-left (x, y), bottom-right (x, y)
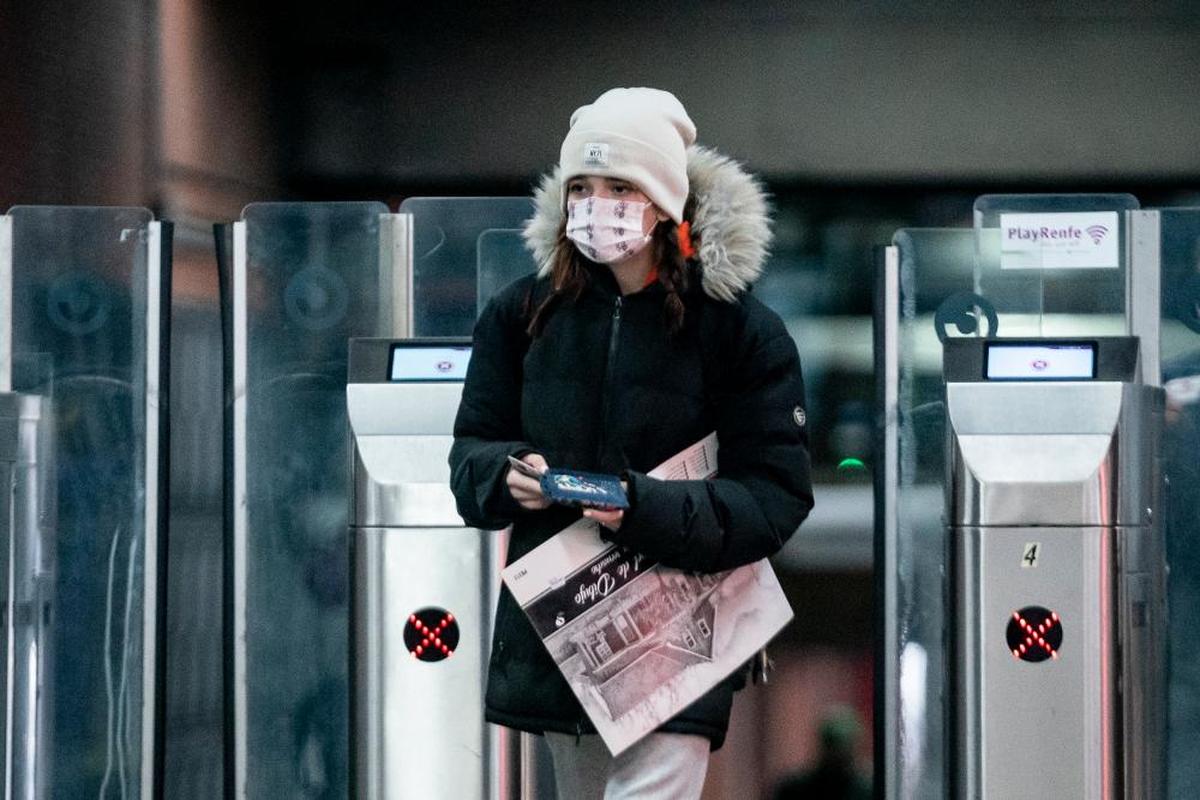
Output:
top-left (449, 87), bottom-right (813, 799)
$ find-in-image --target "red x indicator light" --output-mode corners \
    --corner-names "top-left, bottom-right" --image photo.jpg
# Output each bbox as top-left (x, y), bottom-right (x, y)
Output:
top-left (403, 607), bottom-right (460, 663)
top-left (1006, 606), bottom-right (1063, 663)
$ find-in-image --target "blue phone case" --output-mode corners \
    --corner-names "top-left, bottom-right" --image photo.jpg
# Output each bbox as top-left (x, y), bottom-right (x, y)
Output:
top-left (539, 469), bottom-right (629, 510)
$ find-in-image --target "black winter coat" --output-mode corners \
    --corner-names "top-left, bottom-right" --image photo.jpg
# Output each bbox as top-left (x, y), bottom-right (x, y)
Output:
top-left (448, 261), bottom-right (813, 749)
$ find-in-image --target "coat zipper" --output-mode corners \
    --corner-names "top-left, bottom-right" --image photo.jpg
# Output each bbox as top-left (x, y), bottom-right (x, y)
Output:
top-left (595, 295), bottom-right (622, 467)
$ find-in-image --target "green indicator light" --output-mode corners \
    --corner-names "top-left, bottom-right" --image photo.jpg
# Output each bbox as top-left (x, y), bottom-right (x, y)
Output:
top-left (837, 457), bottom-right (867, 472)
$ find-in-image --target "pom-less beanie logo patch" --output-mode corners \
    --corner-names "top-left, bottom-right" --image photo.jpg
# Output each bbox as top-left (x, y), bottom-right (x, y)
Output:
top-left (793, 406), bottom-right (806, 427)
top-left (583, 142), bottom-right (609, 167)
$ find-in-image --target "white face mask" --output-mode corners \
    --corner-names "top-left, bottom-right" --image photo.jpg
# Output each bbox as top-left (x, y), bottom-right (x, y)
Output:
top-left (566, 197), bottom-right (655, 264)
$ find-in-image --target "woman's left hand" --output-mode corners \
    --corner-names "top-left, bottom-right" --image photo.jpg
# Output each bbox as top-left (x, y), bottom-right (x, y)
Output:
top-left (583, 507), bottom-right (623, 531)
top-left (583, 479), bottom-right (627, 530)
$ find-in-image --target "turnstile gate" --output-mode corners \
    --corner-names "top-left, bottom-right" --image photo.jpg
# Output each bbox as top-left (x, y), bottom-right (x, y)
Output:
top-left (945, 337), bottom-right (1165, 798)
top-left (0, 393), bottom-right (52, 799)
top-left (874, 195), bottom-right (1188, 799)
top-left (347, 338), bottom-right (513, 800)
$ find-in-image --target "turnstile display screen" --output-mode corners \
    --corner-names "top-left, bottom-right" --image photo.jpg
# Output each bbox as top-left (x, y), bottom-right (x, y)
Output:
top-left (985, 342), bottom-right (1096, 381)
top-left (388, 344), bottom-right (472, 381)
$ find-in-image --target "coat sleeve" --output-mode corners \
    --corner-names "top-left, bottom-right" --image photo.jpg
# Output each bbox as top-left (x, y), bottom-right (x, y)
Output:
top-left (610, 309), bottom-right (814, 572)
top-left (448, 283), bottom-right (536, 530)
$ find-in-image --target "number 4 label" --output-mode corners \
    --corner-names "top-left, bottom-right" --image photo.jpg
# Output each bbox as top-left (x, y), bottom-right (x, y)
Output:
top-left (1022, 542), bottom-right (1041, 568)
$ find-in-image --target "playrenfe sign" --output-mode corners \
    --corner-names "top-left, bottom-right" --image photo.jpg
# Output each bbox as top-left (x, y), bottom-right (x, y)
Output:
top-left (999, 211), bottom-right (1120, 270)
top-left (1008, 225), bottom-right (1084, 242)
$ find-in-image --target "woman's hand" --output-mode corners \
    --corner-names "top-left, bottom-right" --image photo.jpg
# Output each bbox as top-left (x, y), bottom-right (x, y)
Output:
top-left (506, 453), bottom-right (550, 510)
top-left (583, 507), bottom-right (623, 531)
top-left (583, 480), bottom-right (627, 530)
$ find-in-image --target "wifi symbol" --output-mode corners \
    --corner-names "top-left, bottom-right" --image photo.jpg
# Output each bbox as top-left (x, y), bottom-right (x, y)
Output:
top-left (1086, 225), bottom-right (1109, 245)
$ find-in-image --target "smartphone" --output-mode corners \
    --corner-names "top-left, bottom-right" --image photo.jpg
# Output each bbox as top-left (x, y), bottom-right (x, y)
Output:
top-left (507, 454), bottom-right (545, 479)
top-left (539, 469), bottom-right (629, 510)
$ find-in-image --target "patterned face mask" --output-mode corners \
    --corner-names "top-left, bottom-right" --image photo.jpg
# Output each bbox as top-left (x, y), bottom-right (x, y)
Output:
top-left (565, 196), bottom-right (656, 264)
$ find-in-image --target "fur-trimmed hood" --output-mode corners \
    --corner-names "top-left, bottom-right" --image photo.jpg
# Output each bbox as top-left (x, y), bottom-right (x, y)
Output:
top-left (522, 145), bottom-right (772, 302)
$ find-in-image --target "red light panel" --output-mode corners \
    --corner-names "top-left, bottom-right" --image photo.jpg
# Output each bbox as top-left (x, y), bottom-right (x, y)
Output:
top-left (403, 607), bottom-right (461, 663)
top-left (1005, 606), bottom-right (1063, 663)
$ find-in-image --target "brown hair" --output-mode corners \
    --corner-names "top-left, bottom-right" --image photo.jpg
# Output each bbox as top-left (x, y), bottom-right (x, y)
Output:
top-left (526, 207), bottom-right (695, 339)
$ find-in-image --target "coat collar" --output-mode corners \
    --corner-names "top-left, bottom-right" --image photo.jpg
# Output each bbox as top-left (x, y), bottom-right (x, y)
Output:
top-left (522, 146), bottom-right (773, 303)
top-left (578, 259), bottom-right (670, 301)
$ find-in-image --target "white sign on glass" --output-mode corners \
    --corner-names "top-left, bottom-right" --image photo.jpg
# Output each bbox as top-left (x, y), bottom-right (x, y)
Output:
top-left (999, 211), bottom-right (1119, 270)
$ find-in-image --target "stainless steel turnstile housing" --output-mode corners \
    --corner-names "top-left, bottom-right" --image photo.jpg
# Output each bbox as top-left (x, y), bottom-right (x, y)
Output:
top-left (946, 337), bottom-right (1165, 799)
top-left (348, 337), bottom-right (511, 800)
top-left (0, 392), bottom-right (52, 798)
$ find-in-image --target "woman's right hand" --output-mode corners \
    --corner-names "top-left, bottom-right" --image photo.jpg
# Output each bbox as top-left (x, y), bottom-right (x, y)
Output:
top-left (506, 453), bottom-right (550, 510)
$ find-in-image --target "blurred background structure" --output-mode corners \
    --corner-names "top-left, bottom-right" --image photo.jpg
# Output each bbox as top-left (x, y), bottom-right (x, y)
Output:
top-left (3, 2), bottom-right (1200, 797)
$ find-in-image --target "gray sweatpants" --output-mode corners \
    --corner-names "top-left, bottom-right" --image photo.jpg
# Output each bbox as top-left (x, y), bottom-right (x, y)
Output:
top-left (544, 731), bottom-right (710, 799)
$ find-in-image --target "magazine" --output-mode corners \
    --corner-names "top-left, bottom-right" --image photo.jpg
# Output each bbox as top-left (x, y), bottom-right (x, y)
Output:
top-left (500, 433), bottom-right (794, 755)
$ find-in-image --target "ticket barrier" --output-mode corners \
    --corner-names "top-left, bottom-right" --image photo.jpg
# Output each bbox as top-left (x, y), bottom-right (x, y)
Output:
top-left (0, 392), bottom-right (52, 798)
top-left (347, 338), bottom-right (513, 800)
top-left (946, 337), bottom-right (1165, 798)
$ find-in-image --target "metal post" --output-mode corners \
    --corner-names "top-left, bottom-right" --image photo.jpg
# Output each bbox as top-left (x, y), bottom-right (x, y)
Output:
top-left (1127, 210), bottom-right (1162, 388)
top-left (0, 392), bottom-right (48, 800)
top-left (390, 214), bottom-right (414, 339)
top-left (231, 220), bottom-right (248, 800)
top-left (1, 396), bottom-right (16, 800)
top-left (874, 245), bottom-right (900, 799)
top-left (1, 216), bottom-right (12, 393)
top-left (141, 221), bottom-right (167, 800)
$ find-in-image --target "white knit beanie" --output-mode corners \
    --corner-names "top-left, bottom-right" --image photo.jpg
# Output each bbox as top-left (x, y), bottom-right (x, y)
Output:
top-left (559, 87), bottom-right (697, 224)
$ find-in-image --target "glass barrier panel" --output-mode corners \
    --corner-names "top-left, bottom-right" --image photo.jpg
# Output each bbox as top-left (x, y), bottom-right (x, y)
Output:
top-left (8, 205), bottom-right (154, 797)
top-left (973, 194), bottom-right (1138, 338)
top-left (238, 201), bottom-right (391, 797)
top-left (477, 228), bottom-right (536, 315)
top-left (888, 227), bottom-right (977, 799)
top-left (1158, 208), bottom-right (1200, 797)
top-left (399, 197), bottom-right (532, 335)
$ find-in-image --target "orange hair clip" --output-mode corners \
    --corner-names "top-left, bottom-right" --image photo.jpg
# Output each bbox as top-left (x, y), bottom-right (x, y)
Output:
top-left (676, 221), bottom-right (697, 260)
